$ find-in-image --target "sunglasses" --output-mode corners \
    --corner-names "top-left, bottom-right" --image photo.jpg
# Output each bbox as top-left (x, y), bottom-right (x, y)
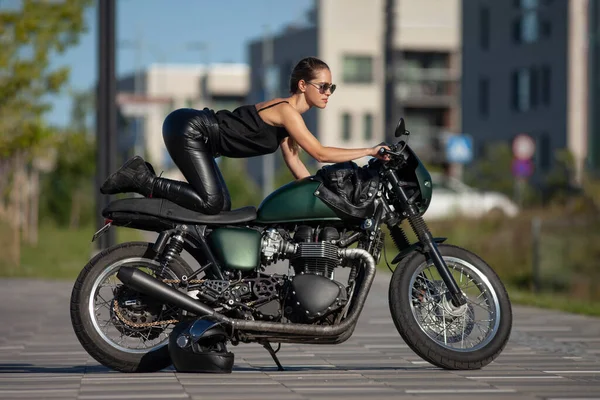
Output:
top-left (308, 81), bottom-right (337, 94)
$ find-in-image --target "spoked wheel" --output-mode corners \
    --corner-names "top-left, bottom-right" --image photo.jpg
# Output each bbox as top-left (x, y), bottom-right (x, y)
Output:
top-left (70, 242), bottom-right (194, 372)
top-left (389, 244), bottom-right (512, 370)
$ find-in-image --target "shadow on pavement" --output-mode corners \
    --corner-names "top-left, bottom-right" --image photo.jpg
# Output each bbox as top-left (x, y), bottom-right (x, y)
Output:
top-left (0, 364), bottom-right (111, 374)
top-left (0, 363), bottom-right (439, 374)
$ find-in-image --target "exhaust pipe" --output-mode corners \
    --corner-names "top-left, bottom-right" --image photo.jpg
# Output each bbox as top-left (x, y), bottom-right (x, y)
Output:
top-left (233, 248), bottom-right (376, 336)
top-left (117, 248), bottom-right (376, 337)
top-left (116, 266), bottom-right (229, 322)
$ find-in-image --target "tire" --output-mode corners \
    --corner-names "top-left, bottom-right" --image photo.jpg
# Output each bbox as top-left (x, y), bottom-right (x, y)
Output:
top-left (70, 241), bottom-right (194, 373)
top-left (389, 244), bottom-right (512, 370)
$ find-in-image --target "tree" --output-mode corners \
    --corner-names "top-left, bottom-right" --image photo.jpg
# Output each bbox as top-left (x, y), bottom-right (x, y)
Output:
top-left (40, 130), bottom-right (96, 228)
top-left (0, 0), bottom-right (92, 266)
top-left (464, 143), bottom-right (515, 197)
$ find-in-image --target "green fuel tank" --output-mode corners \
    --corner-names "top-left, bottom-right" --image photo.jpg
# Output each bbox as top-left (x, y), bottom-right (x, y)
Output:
top-left (256, 178), bottom-right (341, 224)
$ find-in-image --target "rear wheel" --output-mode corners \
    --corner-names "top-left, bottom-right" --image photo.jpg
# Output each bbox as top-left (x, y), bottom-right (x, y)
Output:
top-left (70, 242), bottom-right (194, 372)
top-left (389, 244), bottom-right (512, 370)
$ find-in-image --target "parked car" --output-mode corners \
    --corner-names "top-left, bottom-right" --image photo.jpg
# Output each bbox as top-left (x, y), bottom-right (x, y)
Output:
top-left (424, 173), bottom-right (519, 220)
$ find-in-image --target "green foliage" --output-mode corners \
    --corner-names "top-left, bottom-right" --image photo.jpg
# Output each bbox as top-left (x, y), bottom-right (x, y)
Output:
top-left (274, 163), bottom-right (296, 189)
top-left (542, 149), bottom-right (578, 206)
top-left (218, 158), bottom-right (263, 209)
top-left (463, 143), bottom-right (514, 197)
top-left (274, 151), bottom-right (317, 188)
top-left (39, 131), bottom-right (96, 227)
top-left (0, 0), bottom-right (92, 156)
top-left (70, 89), bottom-right (95, 133)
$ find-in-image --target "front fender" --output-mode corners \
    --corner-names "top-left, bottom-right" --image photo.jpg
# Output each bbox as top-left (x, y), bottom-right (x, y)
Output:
top-left (391, 237), bottom-right (447, 265)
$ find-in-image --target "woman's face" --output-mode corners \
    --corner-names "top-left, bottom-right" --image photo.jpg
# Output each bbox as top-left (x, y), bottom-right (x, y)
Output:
top-left (303, 68), bottom-right (334, 109)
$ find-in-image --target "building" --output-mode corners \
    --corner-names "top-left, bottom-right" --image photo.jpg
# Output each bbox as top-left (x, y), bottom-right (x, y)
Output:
top-left (461, 0), bottom-right (593, 183)
top-left (247, 0), bottom-right (462, 191)
top-left (588, 0), bottom-right (600, 174)
top-left (116, 63), bottom-right (250, 175)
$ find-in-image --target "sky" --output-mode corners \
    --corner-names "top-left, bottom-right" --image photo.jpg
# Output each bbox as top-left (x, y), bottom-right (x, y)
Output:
top-left (46, 0), bottom-right (314, 127)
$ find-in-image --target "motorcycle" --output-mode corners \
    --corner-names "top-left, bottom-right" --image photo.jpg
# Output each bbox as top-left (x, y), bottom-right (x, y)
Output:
top-left (70, 117), bottom-right (512, 373)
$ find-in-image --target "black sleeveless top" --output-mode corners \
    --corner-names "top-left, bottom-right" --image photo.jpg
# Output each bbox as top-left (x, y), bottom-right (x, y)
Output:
top-left (210, 101), bottom-right (289, 158)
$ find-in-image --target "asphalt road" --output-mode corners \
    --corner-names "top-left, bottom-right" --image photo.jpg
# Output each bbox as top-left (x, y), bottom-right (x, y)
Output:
top-left (0, 270), bottom-right (599, 400)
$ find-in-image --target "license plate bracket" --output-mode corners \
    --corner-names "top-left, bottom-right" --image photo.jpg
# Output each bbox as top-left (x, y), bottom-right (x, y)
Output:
top-left (92, 220), bottom-right (113, 242)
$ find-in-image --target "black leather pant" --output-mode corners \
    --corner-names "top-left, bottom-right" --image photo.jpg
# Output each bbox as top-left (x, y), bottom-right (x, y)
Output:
top-left (161, 108), bottom-right (231, 215)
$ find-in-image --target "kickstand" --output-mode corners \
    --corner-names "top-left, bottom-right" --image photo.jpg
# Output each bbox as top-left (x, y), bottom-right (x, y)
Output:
top-left (261, 341), bottom-right (284, 371)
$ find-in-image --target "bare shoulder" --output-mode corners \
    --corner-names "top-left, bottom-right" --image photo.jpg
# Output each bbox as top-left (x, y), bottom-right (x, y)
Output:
top-left (254, 98), bottom-right (290, 112)
top-left (255, 98), bottom-right (297, 126)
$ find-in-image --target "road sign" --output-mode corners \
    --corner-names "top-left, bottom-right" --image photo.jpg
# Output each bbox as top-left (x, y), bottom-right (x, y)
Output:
top-left (512, 134), bottom-right (536, 160)
top-left (445, 134), bottom-right (473, 164)
top-left (512, 158), bottom-right (534, 178)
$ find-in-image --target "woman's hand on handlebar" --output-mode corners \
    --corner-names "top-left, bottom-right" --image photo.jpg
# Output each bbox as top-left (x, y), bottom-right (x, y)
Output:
top-left (371, 144), bottom-right (391, 161)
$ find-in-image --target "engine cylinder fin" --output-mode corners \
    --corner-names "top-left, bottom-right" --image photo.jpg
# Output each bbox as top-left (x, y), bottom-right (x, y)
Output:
top-left (291, 242), bottom-right (340, 279)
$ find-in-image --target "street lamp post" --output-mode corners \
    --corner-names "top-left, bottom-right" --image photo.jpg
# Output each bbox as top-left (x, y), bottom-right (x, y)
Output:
top-left (384, 0), bottom-right (402, 143)
top-left (262, 25), bottom-right (275, 199)
top-left (95, 0), bottom-right (117, 250)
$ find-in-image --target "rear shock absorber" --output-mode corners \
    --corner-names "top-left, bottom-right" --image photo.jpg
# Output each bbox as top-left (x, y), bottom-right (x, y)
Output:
top-left (159, 233), bottom-right (185, 277)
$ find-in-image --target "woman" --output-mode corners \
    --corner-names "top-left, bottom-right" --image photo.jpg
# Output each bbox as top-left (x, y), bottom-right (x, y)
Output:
top-left (101, 57), bottom-right (389, 215)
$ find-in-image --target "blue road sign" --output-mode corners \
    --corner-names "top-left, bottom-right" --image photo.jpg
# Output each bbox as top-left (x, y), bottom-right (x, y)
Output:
top-left (446, 135), bottom-right (473, 164)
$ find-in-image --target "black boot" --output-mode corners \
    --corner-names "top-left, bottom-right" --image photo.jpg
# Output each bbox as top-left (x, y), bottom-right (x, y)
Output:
top-left (101, 156), bottom-right (223, 214)
top-left (100, 156), bottom-right (155, 196)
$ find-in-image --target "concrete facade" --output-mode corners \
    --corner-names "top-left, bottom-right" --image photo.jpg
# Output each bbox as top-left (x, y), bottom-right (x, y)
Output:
top-left (116, 63), bottom-right (249, 175)
top-left (461, 0), bottom-right (590, 182)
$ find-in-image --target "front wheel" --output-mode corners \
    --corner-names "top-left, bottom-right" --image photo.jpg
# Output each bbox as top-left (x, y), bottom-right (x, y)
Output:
top-left (389, 244), bottom-right (512, 370)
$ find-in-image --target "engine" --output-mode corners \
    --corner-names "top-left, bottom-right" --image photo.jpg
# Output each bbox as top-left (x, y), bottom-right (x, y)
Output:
top-left (195, 226), bottom-right (349, 325)
top-left (260, 226), bottom-right (348, 323)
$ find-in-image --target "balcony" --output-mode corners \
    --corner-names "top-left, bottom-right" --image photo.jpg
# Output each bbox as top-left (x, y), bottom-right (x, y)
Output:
top-left (403, 125), bottom-right (448, 163)
top-left (395, 67), bottom-right (460, 108)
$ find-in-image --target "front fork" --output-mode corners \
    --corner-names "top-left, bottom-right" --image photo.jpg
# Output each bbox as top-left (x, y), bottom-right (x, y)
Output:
top-left (385, 170), bottom-right (466, 307)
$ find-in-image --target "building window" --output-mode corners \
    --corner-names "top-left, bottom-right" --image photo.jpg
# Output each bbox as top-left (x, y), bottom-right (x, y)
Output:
top-left (480, 6), bottom-right (490, 50)
top-left (478, 78), bottom-right (489, 118)
top-left (342, 113), bottom-right (352, 141)
top-left (512, 66), bottom-right (551, 111)
top-left (530, 68), bottom-right (539, 108)
top-left (541, 66), bottom-right (551, 105)
top-left (342, 55), bottom-right (373, 83)
top-left (511, 68), bottom-right (531, 112)
top-left (535, 132), bottom-right (551, 171)
top-left (363, 113), bottom-right (373, 141)
top-left (520, 0), bottom-right (539, 9)
top-left (521, 11), bottom-right (539, 43)
top-left (513, 0), bottom-right (547, 44)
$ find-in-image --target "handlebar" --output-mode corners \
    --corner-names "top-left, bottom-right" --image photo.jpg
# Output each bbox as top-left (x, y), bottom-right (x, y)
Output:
top-left (378, 147), bottom-right (402, 158)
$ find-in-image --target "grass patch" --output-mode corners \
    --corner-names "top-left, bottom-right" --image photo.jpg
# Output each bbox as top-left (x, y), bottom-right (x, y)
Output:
top-left (506, 286), bottom-right (600, 317)
top-left (0, 223), bottom-right (143, 280)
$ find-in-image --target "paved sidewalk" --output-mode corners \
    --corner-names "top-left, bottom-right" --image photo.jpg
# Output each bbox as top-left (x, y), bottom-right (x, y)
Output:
top-left (0, 273), bottom-right (599, 399)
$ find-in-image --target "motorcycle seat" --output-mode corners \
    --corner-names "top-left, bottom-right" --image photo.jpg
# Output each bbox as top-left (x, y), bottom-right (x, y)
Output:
top-left (103, 198), bottom-right (257, 225)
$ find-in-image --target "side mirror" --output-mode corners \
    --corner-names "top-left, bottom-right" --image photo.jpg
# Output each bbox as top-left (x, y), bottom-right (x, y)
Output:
top-left (395, 117), bottom-right (408, 138)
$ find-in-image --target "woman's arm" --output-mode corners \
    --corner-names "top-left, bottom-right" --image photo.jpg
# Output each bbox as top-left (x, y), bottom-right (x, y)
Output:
top-left (279, 104), bottom-right (388, 163)
top-left (281, 137), bottom-right (311, 180)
